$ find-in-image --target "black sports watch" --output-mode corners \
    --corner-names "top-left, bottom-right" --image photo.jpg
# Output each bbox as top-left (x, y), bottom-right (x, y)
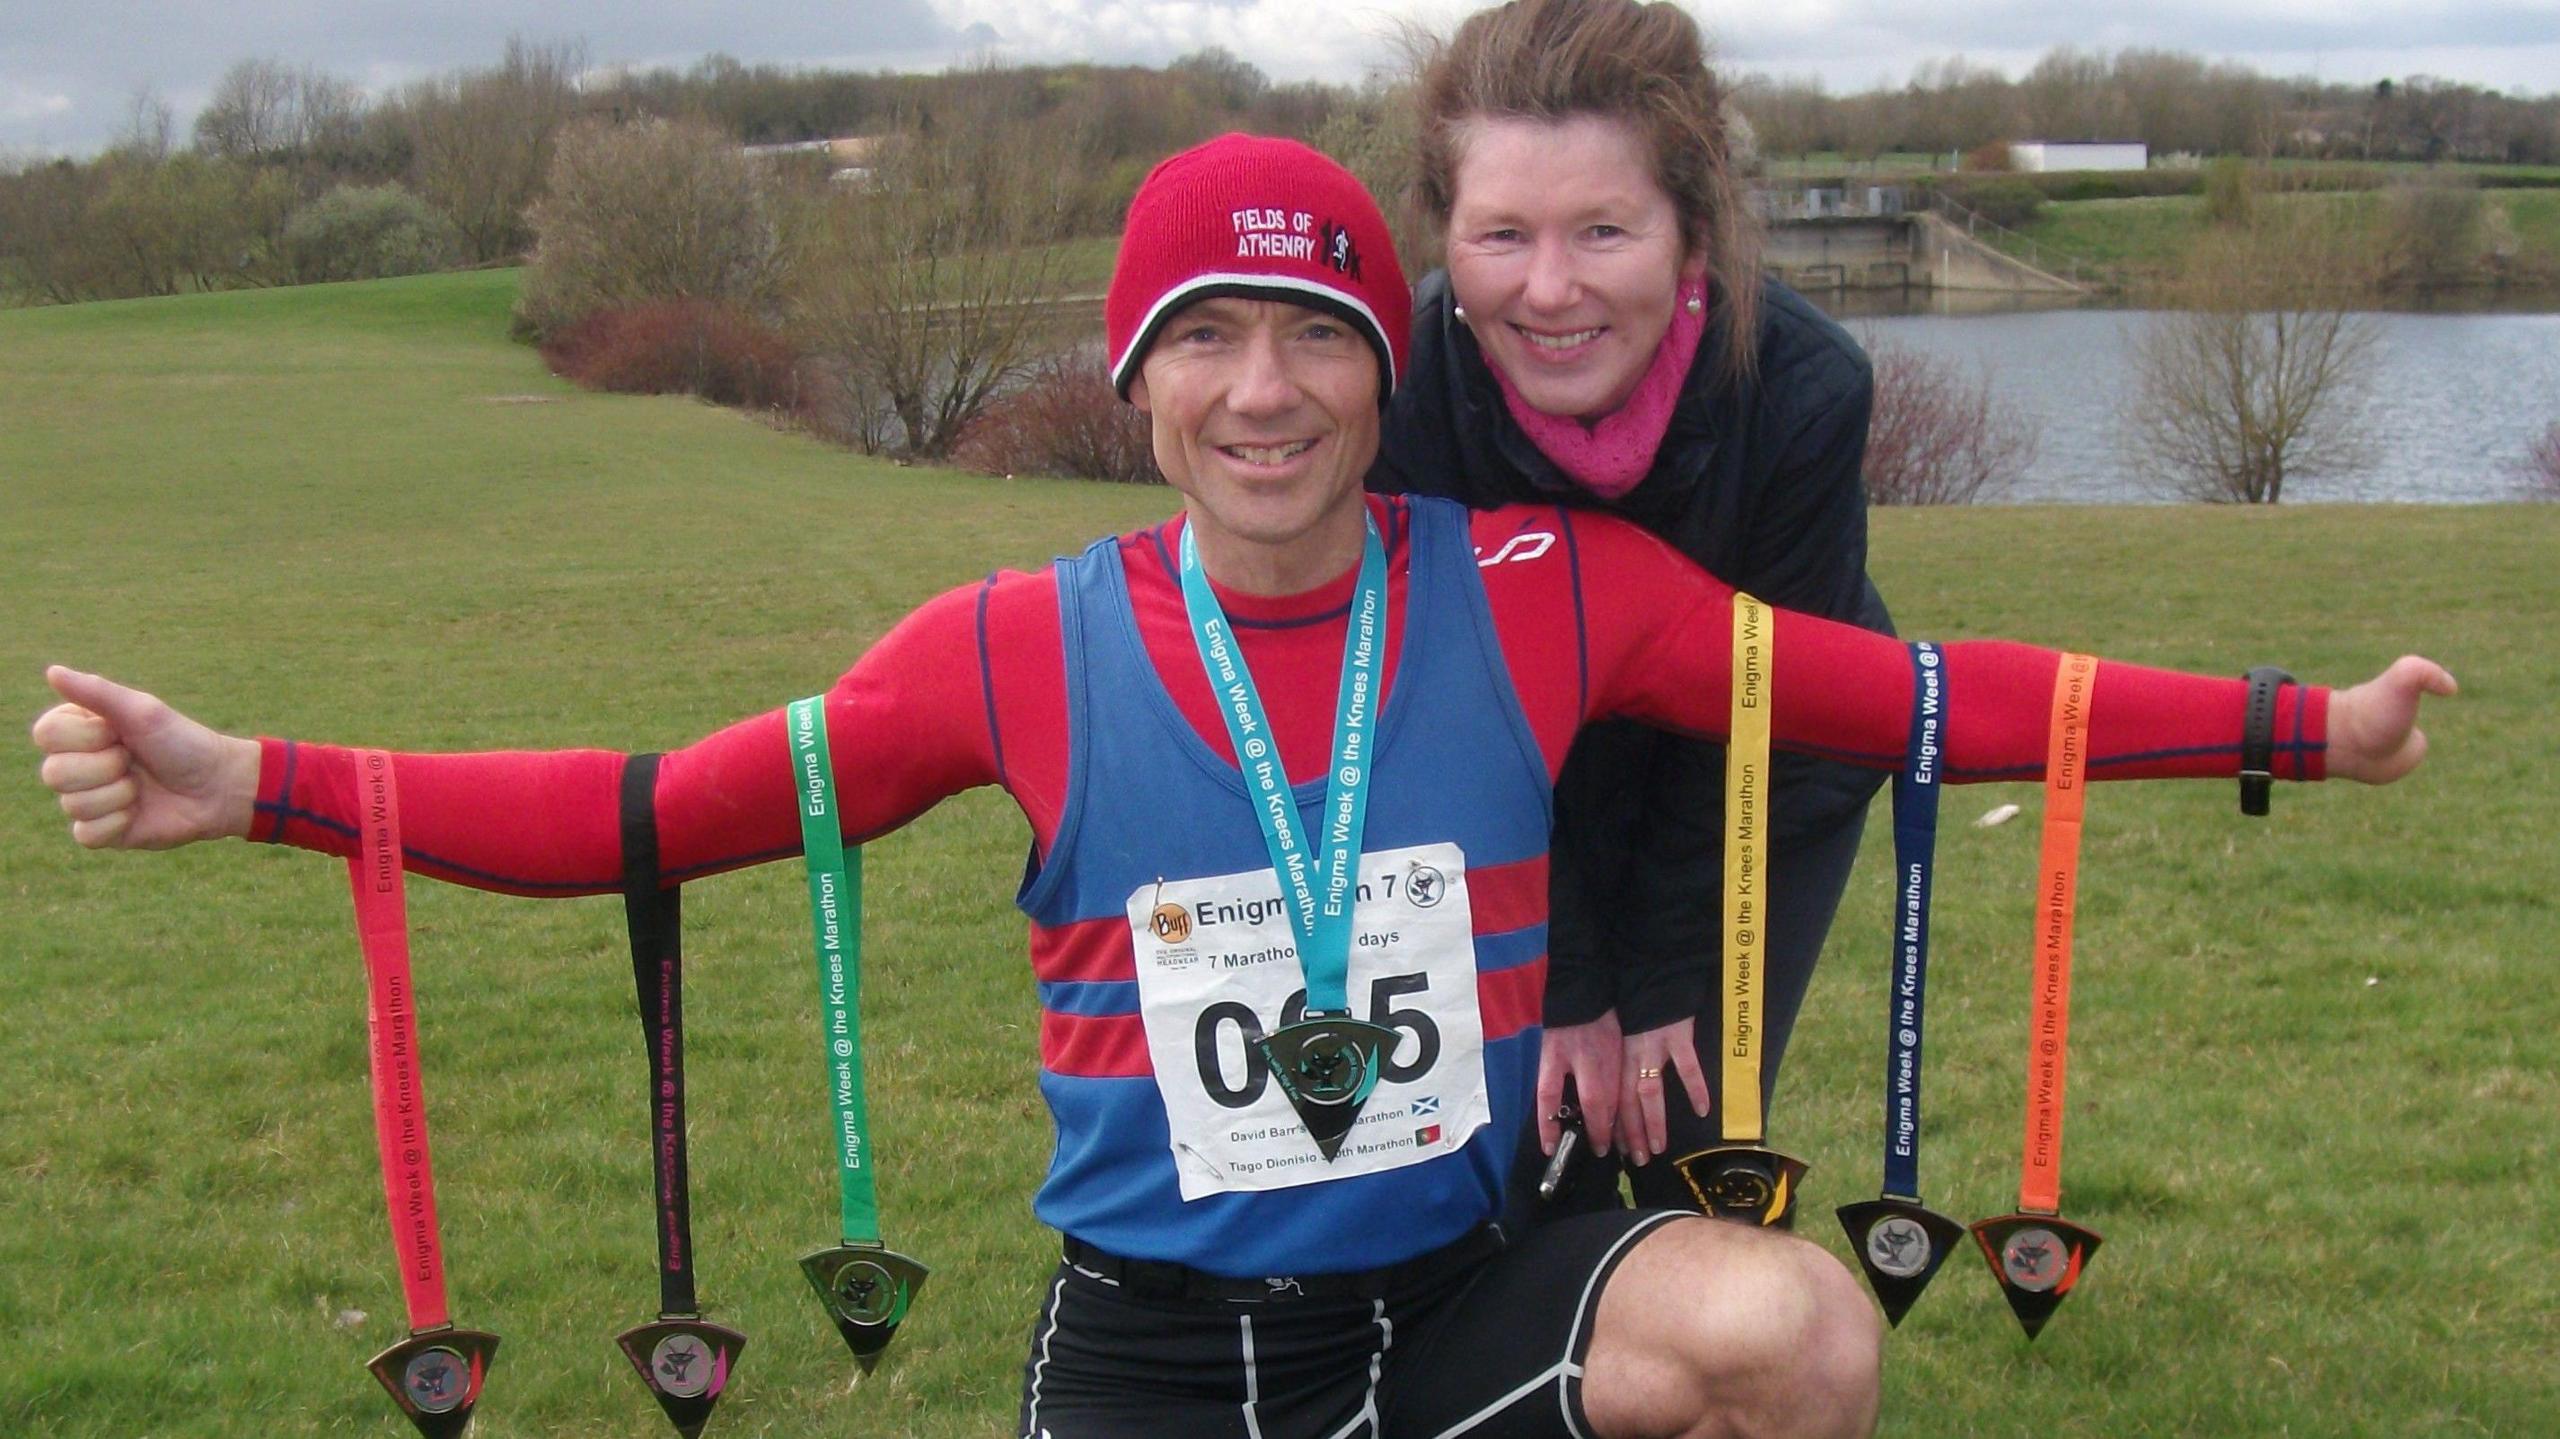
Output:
top-left (2239, 666), bottom-right (2295, 817)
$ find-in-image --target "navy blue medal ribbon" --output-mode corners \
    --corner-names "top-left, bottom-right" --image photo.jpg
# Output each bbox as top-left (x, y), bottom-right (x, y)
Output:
top-left (1836, 642), bottom-right (1967, 1325)
top-left (1177, 512), bottom-right (1395, 1159)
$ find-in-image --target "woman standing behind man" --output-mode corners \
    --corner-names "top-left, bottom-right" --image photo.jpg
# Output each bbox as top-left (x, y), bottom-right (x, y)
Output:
top-left (1371, 0), bottom-right (1893, 1212)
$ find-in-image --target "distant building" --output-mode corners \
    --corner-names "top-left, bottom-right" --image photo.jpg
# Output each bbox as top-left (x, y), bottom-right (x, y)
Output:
top-left (2007, 140), bottom-right (2148, 173)
top-left (742, 135), bottom-right (884, 186)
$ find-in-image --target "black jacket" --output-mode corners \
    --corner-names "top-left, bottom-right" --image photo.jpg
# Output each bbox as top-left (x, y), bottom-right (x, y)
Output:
top-left (1371, 270), bottom-right (1893, 1030)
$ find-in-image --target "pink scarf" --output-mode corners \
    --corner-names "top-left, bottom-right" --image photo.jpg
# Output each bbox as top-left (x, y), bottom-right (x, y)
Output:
top-left (1488, 281), bottom-right (1707, 500)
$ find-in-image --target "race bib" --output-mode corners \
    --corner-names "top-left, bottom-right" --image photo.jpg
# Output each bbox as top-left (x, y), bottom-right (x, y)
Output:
top-left (1127, 842), bottom-right (1491, 1199)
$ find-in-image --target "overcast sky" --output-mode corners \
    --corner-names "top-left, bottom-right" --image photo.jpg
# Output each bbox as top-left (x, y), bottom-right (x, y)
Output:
top-left (5, 0), bottom-right (2556, 157)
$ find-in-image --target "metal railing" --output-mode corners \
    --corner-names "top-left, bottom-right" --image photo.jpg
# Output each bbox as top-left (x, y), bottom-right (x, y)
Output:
top-left (1919, 190), bottom-right (2122, 289)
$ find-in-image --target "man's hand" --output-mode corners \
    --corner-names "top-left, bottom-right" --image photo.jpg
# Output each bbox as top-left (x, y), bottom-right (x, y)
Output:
top-left (2324, 656), bottom-right (2457, 785)
top-left (1537, 1011), bottom-right (1623, 1157)
top-left (1617, 1017), bottom-right (1710, 1168)
top-left (31, 667), bottom-right (260, 849)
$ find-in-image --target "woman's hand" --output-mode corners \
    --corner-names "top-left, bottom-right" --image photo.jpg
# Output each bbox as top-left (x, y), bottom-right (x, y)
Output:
top-left (1617, 1017), bottom-right (1710, 1168)
top-left (1536, 1010), bottom-right (1623, 1156)
top-left (31, 667), bottom-right (260, 850)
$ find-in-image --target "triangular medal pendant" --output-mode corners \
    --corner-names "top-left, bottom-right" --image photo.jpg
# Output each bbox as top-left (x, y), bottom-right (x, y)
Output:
top-left (1260, 1016), bottom-right (1397, 1160)
top-left (1969, 1212), bottom-right (2103, 1339)
top-left (365, 1328), bottom-right (500, 1439)
top-left (615, 1316), bottom-right (748, 1437)
top-left (800, 1243), bottom-right (930, 1373)
top-left (1836, 1198), bottom-right (1967, 1326)
top-left (1670, 1145), bottom-right (1810, 1228)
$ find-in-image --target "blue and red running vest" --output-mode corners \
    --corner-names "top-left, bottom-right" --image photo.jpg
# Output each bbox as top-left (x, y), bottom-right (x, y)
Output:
top-left (1018, 496), bottom-right (1555, 1276)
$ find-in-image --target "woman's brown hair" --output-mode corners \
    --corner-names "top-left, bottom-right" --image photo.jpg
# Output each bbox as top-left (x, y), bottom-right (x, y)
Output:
top-left (1412, 0), bottom-right (1763, 384)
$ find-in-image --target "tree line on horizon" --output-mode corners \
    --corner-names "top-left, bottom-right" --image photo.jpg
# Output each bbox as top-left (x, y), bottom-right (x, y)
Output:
top-left (3, 38), bottom-right (2556, 306)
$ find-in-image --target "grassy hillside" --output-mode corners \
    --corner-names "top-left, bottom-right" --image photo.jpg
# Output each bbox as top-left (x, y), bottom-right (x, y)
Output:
top-left (4, 272), bottom-right (2554, 1437)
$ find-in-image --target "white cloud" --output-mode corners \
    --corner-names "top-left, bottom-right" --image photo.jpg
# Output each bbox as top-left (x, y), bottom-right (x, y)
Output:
top-left (2, 87), bottom-right (74, 123)
top-left (925, 0), bottom-right (1429, 80)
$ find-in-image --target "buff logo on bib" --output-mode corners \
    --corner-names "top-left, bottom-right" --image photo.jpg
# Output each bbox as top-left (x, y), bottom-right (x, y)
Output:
top-left (1127, 842), bottom-right (1490, 1198)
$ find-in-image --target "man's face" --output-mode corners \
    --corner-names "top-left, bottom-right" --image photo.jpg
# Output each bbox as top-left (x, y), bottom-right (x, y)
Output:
top-left (1130, 296), bottom-right (1381, 591)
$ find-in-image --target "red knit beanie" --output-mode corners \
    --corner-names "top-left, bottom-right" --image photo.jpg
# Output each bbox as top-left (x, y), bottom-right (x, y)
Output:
top-left (1106, 133), bottom-right (1409, 402)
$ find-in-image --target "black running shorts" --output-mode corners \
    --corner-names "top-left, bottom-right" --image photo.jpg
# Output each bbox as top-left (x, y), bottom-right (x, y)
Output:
top-left (1015, 1208), bottom-right (1685, 1439)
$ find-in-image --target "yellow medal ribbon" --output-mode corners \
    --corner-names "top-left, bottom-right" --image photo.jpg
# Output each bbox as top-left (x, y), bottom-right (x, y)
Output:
top-left (1723, 594), bottom-right (1772, 1143)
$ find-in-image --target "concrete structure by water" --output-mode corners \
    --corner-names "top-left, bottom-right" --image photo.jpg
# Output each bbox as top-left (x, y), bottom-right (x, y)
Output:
top-left (1764, 213), bottom-right (2085, 298)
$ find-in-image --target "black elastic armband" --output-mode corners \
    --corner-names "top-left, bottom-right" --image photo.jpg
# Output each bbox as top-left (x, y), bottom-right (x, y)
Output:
top-left (2239, 667), bottom-right (2294, 817)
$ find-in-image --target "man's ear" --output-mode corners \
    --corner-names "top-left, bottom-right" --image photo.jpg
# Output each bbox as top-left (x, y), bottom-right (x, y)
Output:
top-left (1128, 371), bottom-right (1152, 415)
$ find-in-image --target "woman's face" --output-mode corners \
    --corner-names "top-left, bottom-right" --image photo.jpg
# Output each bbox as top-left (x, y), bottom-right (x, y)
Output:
top-left (1444, 113), bottom-right (1705, 422)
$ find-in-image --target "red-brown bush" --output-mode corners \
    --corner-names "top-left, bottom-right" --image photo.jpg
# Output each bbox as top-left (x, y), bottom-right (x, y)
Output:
top-left (1861, 337), bottom-right (2037, 506)
top-left (951, 350), bottom-right (1159, 484)
top-left (542, 300), bottom-right (801, 410)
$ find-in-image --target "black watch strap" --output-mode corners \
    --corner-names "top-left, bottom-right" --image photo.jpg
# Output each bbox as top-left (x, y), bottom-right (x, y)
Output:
top-left (2240, 667), bottom-right (2294, 817)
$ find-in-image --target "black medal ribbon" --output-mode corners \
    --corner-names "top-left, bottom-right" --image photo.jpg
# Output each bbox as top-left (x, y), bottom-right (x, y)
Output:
top-left (615, 754), bottom-right (747, 1437)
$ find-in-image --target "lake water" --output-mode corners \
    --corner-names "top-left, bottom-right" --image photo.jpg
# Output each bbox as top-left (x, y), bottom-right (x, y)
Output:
top-left (1840, 304), bottom-right (2560, 504)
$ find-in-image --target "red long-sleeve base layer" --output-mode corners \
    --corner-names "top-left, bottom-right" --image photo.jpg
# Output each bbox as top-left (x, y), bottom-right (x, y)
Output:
top-left (251, 498), bottom-right (2326, 892)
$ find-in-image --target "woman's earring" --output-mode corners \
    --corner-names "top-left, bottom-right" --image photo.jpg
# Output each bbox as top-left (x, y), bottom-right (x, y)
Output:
top-left (1684, 292), bottom-right (1703, 315)
top-left (1453, 303), bottom-right (1468, 322)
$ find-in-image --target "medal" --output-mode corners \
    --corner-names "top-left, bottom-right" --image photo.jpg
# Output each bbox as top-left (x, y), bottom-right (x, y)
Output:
top-left (367, 1330), bottom-right (501, 1439)
top-left (344, 752), bottom-right (500, 1437)
top-left (789, 698), bottom-right (930, 1371)
top-left (1970, 653), bottom-right (2105, 1339)
top-left (1670, 595), bottom-right (1808, 1228)
top-left (1835, 643), bottom-right (1966, 1325)
top-left (613, 754), bottom-right (748, 1435)
top-left (800, 1241), bottom-right (932, 1367)
top-left (1178, 515), bottom-right (1393, 1153)
top-left (1259, 1011), bottom-right (1398, 1158)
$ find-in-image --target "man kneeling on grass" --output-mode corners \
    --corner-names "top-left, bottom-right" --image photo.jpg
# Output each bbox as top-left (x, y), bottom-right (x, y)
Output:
top-left (34, 134), bottom-right (2453, 1439)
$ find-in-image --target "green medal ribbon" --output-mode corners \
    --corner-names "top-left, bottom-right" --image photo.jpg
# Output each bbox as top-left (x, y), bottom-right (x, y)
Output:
top-left (786, 696), bottom-right (927, 1371)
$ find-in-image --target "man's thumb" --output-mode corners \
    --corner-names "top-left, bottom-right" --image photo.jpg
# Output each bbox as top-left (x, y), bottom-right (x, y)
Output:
top-left (44, 667), bottom-right (160, 734)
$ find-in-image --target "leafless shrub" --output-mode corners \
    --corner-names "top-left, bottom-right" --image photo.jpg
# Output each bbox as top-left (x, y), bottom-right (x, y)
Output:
top-left (2124, 199), bottom-right (2382, 503)
top-left (2380, 173), bottom-right (2484, 290)
top-left (787, 72), bottom-right (1084, 459)
top-left (952, 350), bottom-right (1158, 484)
top-left (514, 115), bottom-right (784, 340)
top-left (1859, 338), bottom-right (2036, 505)
top-left (2516, 421), bottom-right (2560, 501)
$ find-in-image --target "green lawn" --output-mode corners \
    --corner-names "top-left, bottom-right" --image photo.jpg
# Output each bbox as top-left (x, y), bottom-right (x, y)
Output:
top-left (4, 272), bottom-right (2555, 1436)
top-left (2015, 186), bottom-right (2560, 285)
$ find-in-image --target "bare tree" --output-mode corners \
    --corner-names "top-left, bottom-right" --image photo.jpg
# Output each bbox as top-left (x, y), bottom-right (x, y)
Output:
top-left (400, 37), bottom-right (587, 262)
top-left (193, 60), bottom-right (361, 162)
top-left (788, 76), bottom-right (1084, 459)
top-left (2517, 421), bottom-right (2560, 501)
top-left (1859, 338), bottom-right (2036, 505)
top-left (117, 87), bottom-right (175, 162)
top-left (2124, 200), bottom-right (2381, 503)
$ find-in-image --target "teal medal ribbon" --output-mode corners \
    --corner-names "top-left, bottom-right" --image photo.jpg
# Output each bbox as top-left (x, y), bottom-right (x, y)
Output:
top-left (1835, 642), bottom-right (1968, 1326)
top-left (786, 697), bottom-right (928, 1372)
top-left (1178, 514), bottom-right (1397, 1159)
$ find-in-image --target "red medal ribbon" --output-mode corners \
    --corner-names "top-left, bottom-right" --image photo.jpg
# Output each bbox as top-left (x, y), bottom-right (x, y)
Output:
top-left (346, 750), bottom-right (452, 1333)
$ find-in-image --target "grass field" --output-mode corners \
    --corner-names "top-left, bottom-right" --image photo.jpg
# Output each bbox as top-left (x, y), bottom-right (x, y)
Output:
top-left (2015, 188), bottom-right (2560, 284)
top-left (4, 272), bottom-right (2556, 1437)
